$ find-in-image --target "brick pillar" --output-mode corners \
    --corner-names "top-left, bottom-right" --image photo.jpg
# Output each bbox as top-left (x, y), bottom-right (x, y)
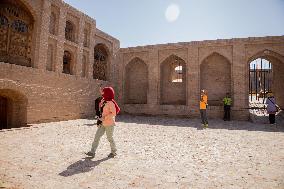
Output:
top-left (75, 18), bottom-right (84, 77)
top-left (36, 0), bottom-right (51, 70)
top-left (116, 53), bottom-right (124, 106)
top-left (109, 43), bottom-right (120, 94)
top-left (187, 46), bottom-right (199, 117)
top-left (55, 7), bottom-right (67, 74)
top-left (232, 43), bottom-right (248, 120)
top-left (148, 49), bottom-right (159, 109)
top-left (88, 23), bottom-right (96, 79)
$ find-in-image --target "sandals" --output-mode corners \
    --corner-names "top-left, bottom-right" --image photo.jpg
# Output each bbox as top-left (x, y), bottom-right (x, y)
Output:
top-left (108, 152), bottom-right (117, 158)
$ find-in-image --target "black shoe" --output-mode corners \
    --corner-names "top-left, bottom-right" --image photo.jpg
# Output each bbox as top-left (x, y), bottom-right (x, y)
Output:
top-left (85, 151), bottom-right (95, 157)
top-left (108, 152), bottom-right (117, 158)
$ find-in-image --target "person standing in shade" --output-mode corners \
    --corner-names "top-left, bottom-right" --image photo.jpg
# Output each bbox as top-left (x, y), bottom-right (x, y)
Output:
top-left (265, 93), bottom-right (278, 124)
top-left (86, 87), bottom-right (120, 158)
top-left (223, 93), bottom-right (232, 121)
top-left (200, 89), bottom-right (208, 128)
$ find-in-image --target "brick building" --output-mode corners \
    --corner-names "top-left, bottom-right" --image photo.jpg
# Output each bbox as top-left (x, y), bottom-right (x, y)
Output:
top-left (0, 0), bottom-right (120, 129)
top-left (0, 0), bottom-right (284, 129)
top-left (117, 38), bottom-right (284, 120)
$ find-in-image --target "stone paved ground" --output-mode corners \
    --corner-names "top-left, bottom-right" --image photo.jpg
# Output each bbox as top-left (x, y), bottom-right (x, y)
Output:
top-left (0, 115), bottom-right (284, 189)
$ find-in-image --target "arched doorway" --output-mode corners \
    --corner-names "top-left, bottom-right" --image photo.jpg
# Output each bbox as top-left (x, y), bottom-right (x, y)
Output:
top-left (65, 20), bottom-right (75, 42)
top-left (0, 96), bottom-right (8, 129)
top-left (94, 44), bottom-right (109, 81)
top-left (248, 50), bottom-right (284, 122)
top-left (200, 53), bottom-right (231, 106)
top-left (124, 57), bottom-right (148, 104)
top-left (0, 0), bottom-right (34, 67)
top-left (160, 55), bottom-right (186, 105)
top-left (63, 50), bottom-right (72, 74)
top-left (0, 89), bottom-right (28, 130)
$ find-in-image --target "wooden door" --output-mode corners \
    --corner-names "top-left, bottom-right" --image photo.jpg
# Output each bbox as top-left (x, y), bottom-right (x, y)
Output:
top-left (0, 96), bottom-right (7, 130)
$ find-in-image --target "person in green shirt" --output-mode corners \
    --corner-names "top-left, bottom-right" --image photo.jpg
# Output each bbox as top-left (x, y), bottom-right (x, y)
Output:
top-left (223, 93), bottom-right (232, 121)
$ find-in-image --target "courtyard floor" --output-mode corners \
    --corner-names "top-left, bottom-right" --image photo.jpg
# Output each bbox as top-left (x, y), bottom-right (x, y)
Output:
top-left (0, 115), bottom-right (284, 189)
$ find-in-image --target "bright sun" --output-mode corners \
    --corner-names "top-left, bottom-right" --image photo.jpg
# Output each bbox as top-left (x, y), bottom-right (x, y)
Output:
top-left (165, 4), bottom-right (180, 22)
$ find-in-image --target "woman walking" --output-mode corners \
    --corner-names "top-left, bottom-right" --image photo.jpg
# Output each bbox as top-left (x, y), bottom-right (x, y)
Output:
top-left (86, 86), bottom-right (120, 158)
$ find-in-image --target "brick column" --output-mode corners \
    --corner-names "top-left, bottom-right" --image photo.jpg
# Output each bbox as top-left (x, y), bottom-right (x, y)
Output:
top-left (148, 49), bottom-right (159, 108)
top-left (187, 45), bottom-right (199, 117)
top-left (75, 18), bottom-right (84, 77)
top-left (116, 53), bottom-right (124, 106)
top-left (232, 43), bottom-right (248, 120)
top-left (36, 0), bottom-right (51, 70)
top-left (109, 43), bottom-right (120, 93)
top-left (88, 23), bottom-right (96, 79)
top-left (55, 7), bottom-right (67, 74)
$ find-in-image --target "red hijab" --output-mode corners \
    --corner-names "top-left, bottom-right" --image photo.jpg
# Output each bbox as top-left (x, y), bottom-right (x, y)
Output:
top-left (102, 87), bottom-right (120, 114)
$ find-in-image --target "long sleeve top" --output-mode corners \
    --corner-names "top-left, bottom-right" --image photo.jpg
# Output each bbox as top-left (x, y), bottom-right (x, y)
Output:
top-left (265, 97), bottom-right (277, 114)
top-left (102, 101), bottom-right (116, 126)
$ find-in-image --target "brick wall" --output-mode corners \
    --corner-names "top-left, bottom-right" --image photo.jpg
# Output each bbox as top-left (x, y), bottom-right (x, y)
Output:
top-left (118, 37), bottom-right (284, 120)
top-left (124, 58), bottom-right (148, 104)
top-left (0, 63), bottom-right (112, 125)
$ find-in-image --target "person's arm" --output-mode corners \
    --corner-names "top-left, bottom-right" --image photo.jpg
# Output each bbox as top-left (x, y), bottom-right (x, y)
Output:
top-left (204, 96), bottom-right (208, 104)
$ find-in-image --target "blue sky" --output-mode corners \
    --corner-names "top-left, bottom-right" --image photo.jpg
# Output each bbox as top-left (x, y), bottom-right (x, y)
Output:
top-left (64, 0), bottom-right (284, 48)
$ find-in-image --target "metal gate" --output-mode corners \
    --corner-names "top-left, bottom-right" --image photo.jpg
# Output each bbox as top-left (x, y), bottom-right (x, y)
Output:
top-left (249, 59), bottom-right (272, 103)
top-left (249, 59), bottom-right (272, 118)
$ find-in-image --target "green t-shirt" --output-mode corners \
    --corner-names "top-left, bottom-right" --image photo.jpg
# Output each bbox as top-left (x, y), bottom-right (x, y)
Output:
top-left (223, 97), bottom-right (232, 105)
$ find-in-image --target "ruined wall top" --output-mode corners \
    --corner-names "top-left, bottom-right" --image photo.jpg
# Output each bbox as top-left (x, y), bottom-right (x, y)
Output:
top-left (119, 36), bottom-right (284, 52)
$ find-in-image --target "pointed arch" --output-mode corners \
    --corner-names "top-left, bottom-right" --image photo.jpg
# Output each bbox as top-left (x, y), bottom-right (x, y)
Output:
top-left (93, 43), bottom-right (109, 81)
top-left (65, 20), bottom-right (76, 42)
top-left (46, 43), bottom-right (54, 71)
top-left (63, 50), bottom-right (73, 74)
top-left (200, 52), bottom-right (231, 106)
top-left (49, 11), bottom-right (56, 35)
top-left (0, 89), bottom-right (28, 129)
top-left (0, 0), bottom-right (35, 67)
top-left (160, 54), bottom-right (186, 105)
top-left (248, 49), bottom-right (284, 109)
top-left (248, 49), bottom-right (284, 63)
top-left (124, 57), bottom-right (148, 104)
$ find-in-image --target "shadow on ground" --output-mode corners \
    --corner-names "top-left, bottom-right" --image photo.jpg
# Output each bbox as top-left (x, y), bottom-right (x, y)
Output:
top-left (116, 114), bottom-right (284, 132)
top-left (59, 157), bottom-right (111, 177)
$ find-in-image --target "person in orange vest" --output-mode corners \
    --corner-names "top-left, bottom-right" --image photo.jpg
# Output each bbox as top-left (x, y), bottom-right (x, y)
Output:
top-left (200, 89), bottom-right (208, 128)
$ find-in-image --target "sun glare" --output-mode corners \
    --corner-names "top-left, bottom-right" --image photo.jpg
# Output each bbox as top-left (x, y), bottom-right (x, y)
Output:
top-left (165, 4), bottom-right (180, 22)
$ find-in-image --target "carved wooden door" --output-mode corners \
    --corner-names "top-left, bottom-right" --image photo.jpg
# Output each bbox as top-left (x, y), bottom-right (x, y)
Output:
top-left (0, 3), bottom-right (33, 67)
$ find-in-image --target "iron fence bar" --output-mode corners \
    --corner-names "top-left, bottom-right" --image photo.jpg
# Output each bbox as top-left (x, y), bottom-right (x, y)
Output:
top-left (263, 66), bottom-right (266, 102)
top-left (249, 69), bottom-right (252, 101)
top-left (254, 64), bottom-right (257, 101)
top-left (268, 62), bottom-right (271, 92)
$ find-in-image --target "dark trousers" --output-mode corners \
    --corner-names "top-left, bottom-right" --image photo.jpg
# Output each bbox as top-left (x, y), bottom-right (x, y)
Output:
top-left (200, 109), bottom-right (208, 125)
top-left (223, 105), bottom-right (231, 121)
top-left (95, 96), bottom-right (103, 125)
top-left (269, 114), bottom-right (275, 124)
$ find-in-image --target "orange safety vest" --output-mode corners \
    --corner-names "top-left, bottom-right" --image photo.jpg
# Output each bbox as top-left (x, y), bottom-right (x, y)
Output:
top-left (200, 95), bottom-right (208, 109)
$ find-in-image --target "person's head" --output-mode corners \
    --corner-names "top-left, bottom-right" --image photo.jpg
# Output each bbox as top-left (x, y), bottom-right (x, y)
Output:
top-left (102, 87), bottom-right (115, 101)
top-left (226, 92), bottom-right (230, 97)
top-left (102, 86), bottom-right (121, 114)
top-left (267, 92), bottom-right (274, 98)
top-left (201, 89), bottom-right (206, 95)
